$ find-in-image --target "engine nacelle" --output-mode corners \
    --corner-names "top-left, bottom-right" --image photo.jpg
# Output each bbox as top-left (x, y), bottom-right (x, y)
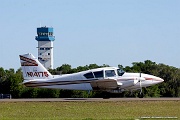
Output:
top-left (120, 79), bottom-right (139, 88)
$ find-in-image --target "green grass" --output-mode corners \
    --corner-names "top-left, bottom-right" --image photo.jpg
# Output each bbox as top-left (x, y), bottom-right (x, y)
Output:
top-left (0, 101), bottom-right (179, 120)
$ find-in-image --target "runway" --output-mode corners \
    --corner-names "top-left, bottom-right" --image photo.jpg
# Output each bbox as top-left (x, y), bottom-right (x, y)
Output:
top-left (0, 98), bottom-right (180, 102)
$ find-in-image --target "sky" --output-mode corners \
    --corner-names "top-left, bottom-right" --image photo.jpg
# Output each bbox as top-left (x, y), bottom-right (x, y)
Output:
top-left (1, 0), bottom-right (180, 70)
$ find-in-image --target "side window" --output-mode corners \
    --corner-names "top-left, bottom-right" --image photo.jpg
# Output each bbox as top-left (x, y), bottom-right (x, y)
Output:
top-left (105, 70), bottom-right (116, 77)
top-left (84, 72), bottom-right (94, 79)
top-left (93, 71), bottom-right (103, 78)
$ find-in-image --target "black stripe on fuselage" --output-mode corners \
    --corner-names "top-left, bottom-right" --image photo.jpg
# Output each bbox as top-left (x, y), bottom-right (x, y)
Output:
top-left (24, 79), bottom-right (98, 87)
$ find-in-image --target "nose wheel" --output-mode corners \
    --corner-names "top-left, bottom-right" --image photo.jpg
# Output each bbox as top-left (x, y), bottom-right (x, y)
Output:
top-left (138, 90), bottom-right (144, 98)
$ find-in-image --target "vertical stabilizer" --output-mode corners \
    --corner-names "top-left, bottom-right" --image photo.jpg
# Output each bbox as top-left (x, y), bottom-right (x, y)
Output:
top-left (19, 53), bottom-right (53, 80)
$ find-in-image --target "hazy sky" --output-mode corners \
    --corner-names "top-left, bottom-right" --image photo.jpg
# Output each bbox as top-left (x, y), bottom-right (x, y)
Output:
top-left (1, 0), bottom-right (180, 70)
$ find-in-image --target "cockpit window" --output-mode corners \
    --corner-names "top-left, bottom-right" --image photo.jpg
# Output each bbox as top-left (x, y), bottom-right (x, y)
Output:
top-left (105, 70), bottom-right (116, 77)
top-left (93, 71), bottom-right (103, 78)
top-left (117, 69), bottom-right (125, 76)
top-left (84, 72), bottom-right (94, 79)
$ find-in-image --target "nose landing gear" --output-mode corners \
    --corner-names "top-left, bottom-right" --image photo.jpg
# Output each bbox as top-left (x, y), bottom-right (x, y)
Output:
top-left (138, 92), bottom-right (144, 98)
top-left (138, 73), bottom-right (144, 98)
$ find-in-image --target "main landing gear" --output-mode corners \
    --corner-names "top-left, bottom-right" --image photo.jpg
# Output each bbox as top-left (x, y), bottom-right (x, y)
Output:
top-left (102, 92), bottom-right (110, 99)
top-left (138, 89), bottom-right (144, 98)
top-left (138, 92), bottom-right (144, 98)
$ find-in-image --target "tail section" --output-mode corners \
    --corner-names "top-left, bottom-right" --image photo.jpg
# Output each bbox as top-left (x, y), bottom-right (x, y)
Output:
top-left (19, 53), bottom-right (53, 80)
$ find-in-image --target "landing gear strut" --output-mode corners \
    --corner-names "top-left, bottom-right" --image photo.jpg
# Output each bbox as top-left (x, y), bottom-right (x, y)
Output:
top-left (138, 73), bottom-right (144, 98)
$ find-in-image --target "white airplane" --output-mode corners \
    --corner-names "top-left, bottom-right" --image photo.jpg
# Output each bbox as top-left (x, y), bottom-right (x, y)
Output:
top-left (19, 53), bottom-right (164, 98)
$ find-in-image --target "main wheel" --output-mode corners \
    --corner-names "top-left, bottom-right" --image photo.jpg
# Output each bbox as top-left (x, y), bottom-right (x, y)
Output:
top-left (138, 92), bottom-right (144, 98)
top-left (103, 92), bottom-right (110, 99)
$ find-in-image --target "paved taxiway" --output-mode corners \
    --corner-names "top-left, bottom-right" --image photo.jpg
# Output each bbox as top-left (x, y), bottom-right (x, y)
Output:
top-left (0, 98), bottom-right (180, 102)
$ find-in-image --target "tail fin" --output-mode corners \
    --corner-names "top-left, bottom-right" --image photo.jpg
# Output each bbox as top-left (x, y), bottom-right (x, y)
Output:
top-left (19, 53), bottom-right (53, 80)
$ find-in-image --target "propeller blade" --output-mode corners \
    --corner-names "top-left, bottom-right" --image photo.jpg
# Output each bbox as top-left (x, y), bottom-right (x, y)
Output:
top-left (140, 79), bottom-right (142, 93)
top-left (139, 72), bottom-right (142, 93)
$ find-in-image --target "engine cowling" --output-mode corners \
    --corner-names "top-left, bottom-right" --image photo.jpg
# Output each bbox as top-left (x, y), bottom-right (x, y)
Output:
top-left (119, 79), bottom-right (139, 88)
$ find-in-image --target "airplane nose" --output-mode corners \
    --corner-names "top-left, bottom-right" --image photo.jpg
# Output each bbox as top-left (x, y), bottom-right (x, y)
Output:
top-left (155, 77), bottom-right (164, 83)
top-left (153, 77), bottom-right (164, 85)
top-left (143, 74), bottom-right (164, 84)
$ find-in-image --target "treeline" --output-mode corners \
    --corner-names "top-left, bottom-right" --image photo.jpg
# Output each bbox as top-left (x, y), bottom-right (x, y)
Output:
top-left (0, 60), bottom-right (180, 98)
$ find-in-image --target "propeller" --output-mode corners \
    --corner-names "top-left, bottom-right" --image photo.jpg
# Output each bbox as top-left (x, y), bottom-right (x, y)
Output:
top-left (138, 72), bottom-right (144, 98)
top-left (139, 72), bottom-right (142, 94)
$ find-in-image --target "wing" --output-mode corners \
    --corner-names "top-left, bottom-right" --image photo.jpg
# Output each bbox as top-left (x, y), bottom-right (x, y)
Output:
top-left (90, 79), bottom-right (122, 90)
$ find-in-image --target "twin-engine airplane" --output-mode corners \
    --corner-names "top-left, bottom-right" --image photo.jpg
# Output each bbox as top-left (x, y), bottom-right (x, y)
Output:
top-left (19, 53), bottom-right (164, 98)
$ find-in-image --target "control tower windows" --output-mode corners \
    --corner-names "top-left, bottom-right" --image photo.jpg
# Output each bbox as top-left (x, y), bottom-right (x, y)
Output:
top-left (49, 32), bottom-right (53, 36)
top-left (40, 48), bottom-right (51, 50)
top-left (37, 32), bottom-right (53, 36)
top-left (40, 48), bottom-right (44, 50)
top-left (45, 48), bottom-right (50, 50)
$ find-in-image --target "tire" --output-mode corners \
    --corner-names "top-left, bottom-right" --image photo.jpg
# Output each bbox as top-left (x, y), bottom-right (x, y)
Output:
top-left (138, 92), bottom-right (144, 98)
top-left (103, 92), bottom-right (110, 99)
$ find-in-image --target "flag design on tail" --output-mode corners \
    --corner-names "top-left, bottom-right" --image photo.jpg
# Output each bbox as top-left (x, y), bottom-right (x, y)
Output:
top-left (20, 55), bottom-right (38, 66)
top-left (19, 53), bottom-right (53, 80)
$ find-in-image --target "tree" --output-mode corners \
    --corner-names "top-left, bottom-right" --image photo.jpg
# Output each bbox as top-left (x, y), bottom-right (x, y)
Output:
top-left (0, 60), bottom-right (180, 98)
top-left (37, 88), bottom-right (60, 98)
top-left (56, 64), bottom-right (72, 74)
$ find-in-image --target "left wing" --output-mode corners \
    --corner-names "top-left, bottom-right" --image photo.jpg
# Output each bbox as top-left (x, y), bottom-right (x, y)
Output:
top-left (90, 79), bottom-right (122, 90)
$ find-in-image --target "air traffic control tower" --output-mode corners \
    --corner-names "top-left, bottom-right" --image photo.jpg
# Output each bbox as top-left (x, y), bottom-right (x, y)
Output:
top-left (35, 26), bottom-right (55, 69)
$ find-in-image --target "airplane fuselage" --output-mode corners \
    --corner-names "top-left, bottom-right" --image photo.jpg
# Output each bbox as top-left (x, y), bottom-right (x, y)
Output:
top-left (23, 67), bottom-right (164, 93)
top-left (20, 53), bottom-right (164, 97)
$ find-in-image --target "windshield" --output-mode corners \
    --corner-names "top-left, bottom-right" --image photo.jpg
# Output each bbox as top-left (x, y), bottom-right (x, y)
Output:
top-left (117, 69), bottom-right (125, 76)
